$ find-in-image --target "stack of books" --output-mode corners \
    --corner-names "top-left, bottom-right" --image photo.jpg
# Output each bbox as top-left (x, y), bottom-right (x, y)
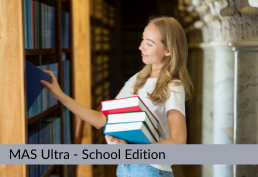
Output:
top-left (101, 96), bottom-right (160, 144)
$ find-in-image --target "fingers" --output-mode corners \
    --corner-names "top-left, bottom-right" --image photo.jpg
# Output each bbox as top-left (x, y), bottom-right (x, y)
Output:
top-left (106, 135), bottom-right (113, 142)
top-left (42, 70), bottom-right (57, 81)
top-left (105, 135), bottom-right (127, 144)
top-left (40, 80), bottom-right (51, 88)
top-left (104, 135), bottom-right (112, 144)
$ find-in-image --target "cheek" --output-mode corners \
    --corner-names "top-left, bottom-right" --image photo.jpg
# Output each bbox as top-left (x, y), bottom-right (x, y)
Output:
top-left (152, 49), bottom-right (165, 62)
top-left (142, 49), bottom-right (164, 64)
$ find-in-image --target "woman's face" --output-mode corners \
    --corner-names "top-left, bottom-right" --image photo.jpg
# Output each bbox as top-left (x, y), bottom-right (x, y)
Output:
top-left (139, 23), bottom-right (170, 66)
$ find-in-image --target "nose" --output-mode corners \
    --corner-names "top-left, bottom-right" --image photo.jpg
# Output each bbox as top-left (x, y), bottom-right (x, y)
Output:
top-left (139, 40), bottom-right (144, 51)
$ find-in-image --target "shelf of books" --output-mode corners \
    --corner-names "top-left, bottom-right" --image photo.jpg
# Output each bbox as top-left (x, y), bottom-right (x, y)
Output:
top-left (26, 0), bottom-right (74, 176)
top-left (0, 0), bottom-right (78, 176)
top-left (89, 0), bottom-right (116, 176)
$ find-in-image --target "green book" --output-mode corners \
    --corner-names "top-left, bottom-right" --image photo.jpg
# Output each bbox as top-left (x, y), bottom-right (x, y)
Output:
top-left (106, 111), bottom-right (160, 142)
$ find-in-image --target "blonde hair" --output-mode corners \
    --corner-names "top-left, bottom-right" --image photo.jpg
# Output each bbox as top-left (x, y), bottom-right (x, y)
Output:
top-left (132, 16), bottom-right (193, 105)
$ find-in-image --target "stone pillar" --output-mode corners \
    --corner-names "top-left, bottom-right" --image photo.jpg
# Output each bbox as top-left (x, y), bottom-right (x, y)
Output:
top-left (200, 43), bottom-right (214, 177)
top-left (211, 41), bottom-right (234, 177)
top-left (228, 41), bottom-right (258, 177)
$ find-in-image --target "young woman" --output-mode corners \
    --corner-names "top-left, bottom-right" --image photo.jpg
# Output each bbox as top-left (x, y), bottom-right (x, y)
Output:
top-left (41, 16), bottom-right (192, 177)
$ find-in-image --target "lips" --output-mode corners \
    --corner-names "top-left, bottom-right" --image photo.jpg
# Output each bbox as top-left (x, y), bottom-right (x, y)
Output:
top-left (141, 53), bottom-right (148, 57)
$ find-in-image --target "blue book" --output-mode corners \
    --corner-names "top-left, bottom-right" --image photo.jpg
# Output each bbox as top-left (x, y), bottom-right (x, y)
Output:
top-left (46, 5), bottom-right (49, 48)
top-left (34, 1), bottom-right (39, 49)
top-left (43, 3), bottom-right (46, 48)
top-left (26, 60), bottom-right (51, 110)
top-left (52, 7), bottom-right (56, 47)
top-left (28, 0), bottom-right (32, 49)
top-left (66, 12), bottom-right (70, 48)
top-left (56, 117), bottom-right (61, 144)
top-left (39, 2), bottom-right (43, 48)
top-left (23, 0), bottom-right (28, 48)
top-left (103, 122), bottom-right (157, 144)
top-left (61, 11), bottom-right (65, 47)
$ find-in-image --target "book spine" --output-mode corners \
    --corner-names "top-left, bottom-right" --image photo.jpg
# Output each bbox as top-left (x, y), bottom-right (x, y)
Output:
top-left (34, 1), bottom-right (37, 49)
top-left (39, 2), bottom-right (43, 48)
top-left (137, 96), bottom-right (159, 122)
top-left (31, 0), bottom-right (34, 49)
top-left (53, 7), bottom-right (56, 47)
top-left (43, 4), bottom-right (46, 48)
top-left (50, 6), bottom-right (52, 48)
top-left (24, 0), bottom-right (28, 48)
top-left (28, 0), bottom-right (32, 49)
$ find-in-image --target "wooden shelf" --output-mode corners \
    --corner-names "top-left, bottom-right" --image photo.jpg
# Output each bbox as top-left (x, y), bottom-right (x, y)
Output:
top-left (28, 104), bottom-right (59, 125)
top-left (42, 165), bottom-right (56, 177)
top-left (25, 48), bottom-right (56, 55)
top-left (62, 48), bottom-right (71, 53)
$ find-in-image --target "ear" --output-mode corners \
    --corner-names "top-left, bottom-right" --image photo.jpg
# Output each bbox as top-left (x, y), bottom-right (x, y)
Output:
top-left (164, 49), bottom-right (171, 57)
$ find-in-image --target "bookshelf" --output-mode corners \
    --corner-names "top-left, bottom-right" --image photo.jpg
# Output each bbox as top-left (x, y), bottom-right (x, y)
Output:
top-left (0, 0), bottom-right (92, 177)
top-left (88, 0), bottom-right (118, 176)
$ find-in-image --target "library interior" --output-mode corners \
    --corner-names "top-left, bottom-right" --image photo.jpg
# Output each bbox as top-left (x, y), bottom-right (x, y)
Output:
top-left (1, 0), bottom-right (258, 177)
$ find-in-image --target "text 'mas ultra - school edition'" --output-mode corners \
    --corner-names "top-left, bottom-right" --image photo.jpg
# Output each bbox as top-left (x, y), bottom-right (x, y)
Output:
top-left (10, 149), bottom-right (166, 160)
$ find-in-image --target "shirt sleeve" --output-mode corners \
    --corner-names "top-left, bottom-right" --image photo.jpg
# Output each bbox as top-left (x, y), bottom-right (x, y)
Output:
top-left (164, 84), bottom-right (185, 117)
top-left (115, 73), bottom-right (138, 99)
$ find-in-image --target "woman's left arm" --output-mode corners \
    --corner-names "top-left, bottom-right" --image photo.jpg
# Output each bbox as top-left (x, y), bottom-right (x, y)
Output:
top-left (105, 109), bottom-right (187, 145)
top-left (153, 109), bottom-right (187, 144)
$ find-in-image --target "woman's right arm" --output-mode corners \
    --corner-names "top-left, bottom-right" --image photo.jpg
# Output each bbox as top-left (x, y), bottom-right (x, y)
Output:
top-left (40, 70), bottom-right (106, 129)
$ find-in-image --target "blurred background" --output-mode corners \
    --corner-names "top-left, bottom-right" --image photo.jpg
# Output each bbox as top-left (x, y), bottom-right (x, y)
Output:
top-left (1, 0), bottom-right (258, 176)
top-left (86, 0), bottom-right (258, 177)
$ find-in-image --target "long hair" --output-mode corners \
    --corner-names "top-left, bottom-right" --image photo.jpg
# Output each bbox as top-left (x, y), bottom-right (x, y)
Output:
top-left (132, 16), bottom-right (193, 105)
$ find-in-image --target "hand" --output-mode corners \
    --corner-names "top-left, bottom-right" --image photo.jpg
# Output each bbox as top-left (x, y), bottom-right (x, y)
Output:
top-left (40, 70), bottom-right (65, 100)
top-left (105, 135), bottom-right (127, 145)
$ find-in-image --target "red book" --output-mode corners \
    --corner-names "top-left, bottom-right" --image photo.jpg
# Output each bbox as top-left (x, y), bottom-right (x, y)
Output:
top-left (100, 96), bottom-right (158, 128)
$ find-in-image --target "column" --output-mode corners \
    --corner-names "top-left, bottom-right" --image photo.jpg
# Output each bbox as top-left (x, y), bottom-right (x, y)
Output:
top-left (228, 41), bottom-right (258, 177)
top-left (212, 41), bottom-right (234, 177)
top-left (200, 43), bottom-right (214, 177)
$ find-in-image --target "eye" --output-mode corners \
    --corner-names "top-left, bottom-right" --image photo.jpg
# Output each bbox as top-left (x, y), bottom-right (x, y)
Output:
top-left (147, 43), bottom-right (152, 46)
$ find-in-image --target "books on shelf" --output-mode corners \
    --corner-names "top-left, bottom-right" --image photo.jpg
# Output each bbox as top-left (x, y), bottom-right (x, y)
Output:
top-left (27, 61), bottom-right (58, 118)
top-left (26, 60), bottom-right (51, 111)
top-left (63, 107), bottom-right (72, 144)
top-left (102, 96), bottom-right (160, 144)
top-left (28, 117), bottom-right (60, 177)
top-left (41, 117), bottom-right (61, 144)
top-left (100, 96), bottom-right (158, 127)
top-left (24, 0), bottom-right (56, 49)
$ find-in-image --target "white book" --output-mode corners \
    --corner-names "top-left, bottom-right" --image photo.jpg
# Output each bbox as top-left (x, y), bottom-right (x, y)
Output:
top-left (101, 96), bottom-right (158, 128)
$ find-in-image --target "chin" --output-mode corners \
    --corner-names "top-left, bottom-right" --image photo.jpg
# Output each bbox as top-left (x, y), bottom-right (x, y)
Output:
top-left (142, 57), bottom-right (152, 65)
